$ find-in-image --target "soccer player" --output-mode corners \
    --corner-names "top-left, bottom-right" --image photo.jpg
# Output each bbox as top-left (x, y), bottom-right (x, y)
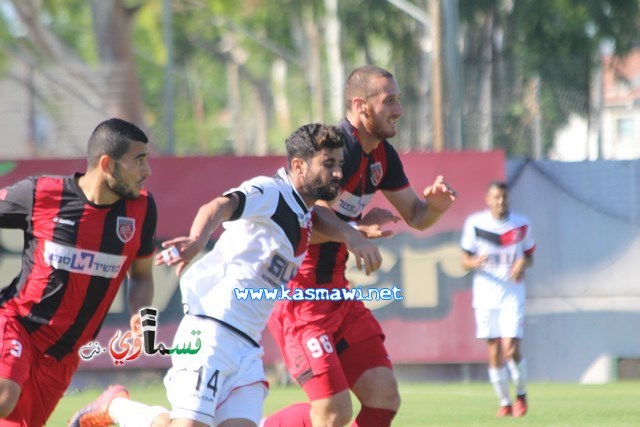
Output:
top-left (262, 66), bottom-right (457, 427)
top-left (68, 123), bottom-right (384, 427)
top-left (0, 118), bottom-right (156, 426)
top-left (460, 181), bottom-right (535, 417)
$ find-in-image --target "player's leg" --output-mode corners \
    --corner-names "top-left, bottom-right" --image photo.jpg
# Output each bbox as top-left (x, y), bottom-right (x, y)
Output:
top-left (262, 349), bottom-right (353, 427)
top-left (335, 302), bottom-right (398, 427)
top-left (0, 379), bottom-right (21, 420)
top-left (0, 315), bottom-right (34, 423)
top-left (68, 384), bottom-right (169, 427)
top-left (500, 306), bottom-right (527, 417)
top-left (164, 315), bottom-right (237, 426)
top-left (476, 308), bottom-right (511, 416)
top-left (215, 382), bottom-right (267, 427)
top-left (263, 303), bottom-right (352, 427)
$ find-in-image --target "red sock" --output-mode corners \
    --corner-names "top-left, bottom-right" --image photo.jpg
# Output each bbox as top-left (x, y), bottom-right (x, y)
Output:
top-left (351, 405), bottom-right (397, 427)
top-left (262, 402), bottom-right (312, 427)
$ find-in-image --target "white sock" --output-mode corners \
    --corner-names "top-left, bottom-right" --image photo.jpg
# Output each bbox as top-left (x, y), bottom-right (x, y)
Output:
top-left (507, 358), bottom-right (527, 396)
top-left (488, 366), bottom-right (511, 406)
top-left (109, 397), bottom-right (169, 427)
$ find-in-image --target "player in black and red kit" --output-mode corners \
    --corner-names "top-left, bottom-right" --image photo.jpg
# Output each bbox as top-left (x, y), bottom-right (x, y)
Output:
top-left (264, 66), bottom-right (457, 427)
top-left (0, 118), bottom-right (156, 426)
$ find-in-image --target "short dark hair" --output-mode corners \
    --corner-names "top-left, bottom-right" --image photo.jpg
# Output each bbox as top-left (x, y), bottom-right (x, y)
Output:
top-left (285, 124), bottom-right (344, 167)
top-left (87, 118), bottom-right (149, 167)
top-left (344, 65), bottom-right (394, 112)
top-left (488, 181), bottom-right (508, 192)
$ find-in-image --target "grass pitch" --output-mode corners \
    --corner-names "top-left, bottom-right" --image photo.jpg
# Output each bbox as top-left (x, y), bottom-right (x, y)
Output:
top-left (51, 381), bottom-right (640, 426)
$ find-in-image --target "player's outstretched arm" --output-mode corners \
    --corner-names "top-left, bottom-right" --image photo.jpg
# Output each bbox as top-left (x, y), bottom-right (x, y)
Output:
top-left (127, 256), bottom-right (154, 336)
top-left (155, 194), bottom-right (239, 276)
top-left (313, 205), bottom-right (382, 275)
top-left (383, 175), bottom-right (456, 231)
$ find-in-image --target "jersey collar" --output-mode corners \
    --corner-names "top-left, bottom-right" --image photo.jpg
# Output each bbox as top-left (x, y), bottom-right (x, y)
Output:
top-left (277, 167), bottom-right (310, 213)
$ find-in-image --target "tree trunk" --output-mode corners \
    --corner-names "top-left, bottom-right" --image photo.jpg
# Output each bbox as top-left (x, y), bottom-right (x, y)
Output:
top-left (90, 0), bottom-right (146, 128)
top-left (272, 59), bottom-right (292, 133)
top-left (324, 0), bottom-right (343, 123)
top-left (478, 8), bottom-right (494, 151)
top-left (302, 4), bottom-right (324, 123)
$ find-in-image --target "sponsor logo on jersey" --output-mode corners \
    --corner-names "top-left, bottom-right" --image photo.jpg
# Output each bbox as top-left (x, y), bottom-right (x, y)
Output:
top-left (53, 216), bottom-right (76, 226)
top-left (43, 240), bottom-right (127, 278)
top-left (333, 191), bottom-right (373, 218)
top-left (370, 162), bottom-right (383, 186)
top-left (116, 216), bottom-right (136, 243)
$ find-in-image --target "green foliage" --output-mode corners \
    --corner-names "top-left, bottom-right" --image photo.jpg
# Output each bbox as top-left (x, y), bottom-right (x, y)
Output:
top-left (460, 0), bottom-right (640, 156)
top-left (42, 0), bottom-right (97, 63)
top-left (2, 0), bottom-right (640, 156)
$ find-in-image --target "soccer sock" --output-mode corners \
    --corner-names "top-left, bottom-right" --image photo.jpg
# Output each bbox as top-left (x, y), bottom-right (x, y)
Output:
top-left (488, 366), bottom-right (511, 406)
top-left (507, 358), bottom-right (528, 396)
top-left (352, 405), bottom-right (397, 427)
top-left (109, 397), bottom-right (169, 427)
top-left (261, 402), bottom-right (312, 427)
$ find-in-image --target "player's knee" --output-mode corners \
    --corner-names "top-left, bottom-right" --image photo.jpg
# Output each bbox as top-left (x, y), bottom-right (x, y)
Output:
top-left (0, 381), bottom-right (20, 418)
top-left (310, 408), bottom-right (352, 427)
top-left (310, 393), bottom-right (353, 427)
top-left (375, 382), bottom-right (401, 411)
top-left (353, 368), bottom-right (401, 411)
top-left (150, 411), bottom-right (171, 427)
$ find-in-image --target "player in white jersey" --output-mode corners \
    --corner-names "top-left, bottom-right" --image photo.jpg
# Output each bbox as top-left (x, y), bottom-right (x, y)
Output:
top-left (69, 124), bottom-right (384, 427)
top-left (460, 181), bottom-right (535, 418)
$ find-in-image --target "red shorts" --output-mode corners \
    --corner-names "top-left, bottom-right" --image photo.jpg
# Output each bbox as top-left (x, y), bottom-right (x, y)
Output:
top-left (0, 315), bottom-right (79, 426)
top-left (268, 292), bottom-right (392, 400)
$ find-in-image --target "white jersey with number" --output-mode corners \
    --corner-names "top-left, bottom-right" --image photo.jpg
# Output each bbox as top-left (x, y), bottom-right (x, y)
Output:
top-left (180, 168), bottom-right (312, 343)
top-left (460, 210), bottom-right (535, 309)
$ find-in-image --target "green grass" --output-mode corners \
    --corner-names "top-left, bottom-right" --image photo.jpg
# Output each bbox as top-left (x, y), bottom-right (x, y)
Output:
top-left (51, 381), bottom-right (640, 426)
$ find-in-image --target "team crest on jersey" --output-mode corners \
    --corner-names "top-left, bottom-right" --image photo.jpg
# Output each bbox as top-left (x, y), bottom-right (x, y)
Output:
top-left (116, 216), bottom-right (136, 243)
top-left (370, 162), bottom-right (383, 186)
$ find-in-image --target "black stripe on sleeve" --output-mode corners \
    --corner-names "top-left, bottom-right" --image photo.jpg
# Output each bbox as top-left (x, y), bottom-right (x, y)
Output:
top-left (226, 191), bottom-right (246, 221)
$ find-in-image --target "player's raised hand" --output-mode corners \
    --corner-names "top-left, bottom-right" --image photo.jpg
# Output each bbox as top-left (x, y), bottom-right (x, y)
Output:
top-left (357, 207), bottom-right (401, 239)
top-left (423, 175), bottom-right (457, 214)
top-left (344, 232), bottom-right (383, 275)
top-left (155, 236), bottom-right (204, 276)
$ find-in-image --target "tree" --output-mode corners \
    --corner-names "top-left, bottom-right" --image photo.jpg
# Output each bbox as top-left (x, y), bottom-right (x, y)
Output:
top-left (5, 0), bottom-right (147, 127)
top-left (458, 0), bottom-right (640, 157)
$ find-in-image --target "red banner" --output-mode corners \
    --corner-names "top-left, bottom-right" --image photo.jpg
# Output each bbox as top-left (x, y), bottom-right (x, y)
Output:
top-left (0, 150), bottom-right (504, 368)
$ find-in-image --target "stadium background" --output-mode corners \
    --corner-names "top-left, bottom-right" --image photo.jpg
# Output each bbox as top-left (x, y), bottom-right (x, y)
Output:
top-left (0, 152), bottom-right (638, 388)
top-left (0, 0), bottom-right (639, 400)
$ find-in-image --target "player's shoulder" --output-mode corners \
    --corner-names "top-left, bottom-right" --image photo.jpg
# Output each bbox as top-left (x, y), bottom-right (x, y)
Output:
top-left (466, 209), bottom-right (490, 224)
top-left (230, 173), bottom-right (287, 206)
top-left (507, 211), bottom-right (532, 226)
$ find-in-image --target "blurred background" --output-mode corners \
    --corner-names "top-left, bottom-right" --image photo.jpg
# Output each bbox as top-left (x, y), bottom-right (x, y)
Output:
top-left (1, 0), bottom-right (640, 388)
top-left (2, 0), bottom-right (640, 159)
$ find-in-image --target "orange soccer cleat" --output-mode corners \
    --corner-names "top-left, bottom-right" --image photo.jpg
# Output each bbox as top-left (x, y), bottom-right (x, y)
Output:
top-left (513, 394), bottom-right (528, 417)
top-left (495, 405), bottom-right (512, 417)
top-left (67, 385), bottom-right (130, 427)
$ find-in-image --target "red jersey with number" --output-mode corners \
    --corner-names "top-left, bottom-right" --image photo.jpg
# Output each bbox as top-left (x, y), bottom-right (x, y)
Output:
top-left (0, 174), bottom-right (157, 360)
top-left (294, 119), bottom-right (410, 289)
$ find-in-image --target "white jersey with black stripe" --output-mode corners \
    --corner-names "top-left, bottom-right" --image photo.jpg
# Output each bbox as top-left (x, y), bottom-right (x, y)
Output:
top-left (179, 168), bottom-right (312, 343)
top-left (460, 210), bottom-right (535, 309)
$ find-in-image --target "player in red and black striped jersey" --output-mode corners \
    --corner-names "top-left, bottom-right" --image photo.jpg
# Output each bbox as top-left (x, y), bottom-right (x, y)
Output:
top-left (265, 66), bottom-right (457, 427)
top-left (0, 118), bottom-right (156, 426)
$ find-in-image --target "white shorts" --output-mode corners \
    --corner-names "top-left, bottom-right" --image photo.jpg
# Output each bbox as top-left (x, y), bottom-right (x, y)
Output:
top-left (163, 314), bottom-right (268, 426)
top-left (474, 306), bottom-right (525, 339)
